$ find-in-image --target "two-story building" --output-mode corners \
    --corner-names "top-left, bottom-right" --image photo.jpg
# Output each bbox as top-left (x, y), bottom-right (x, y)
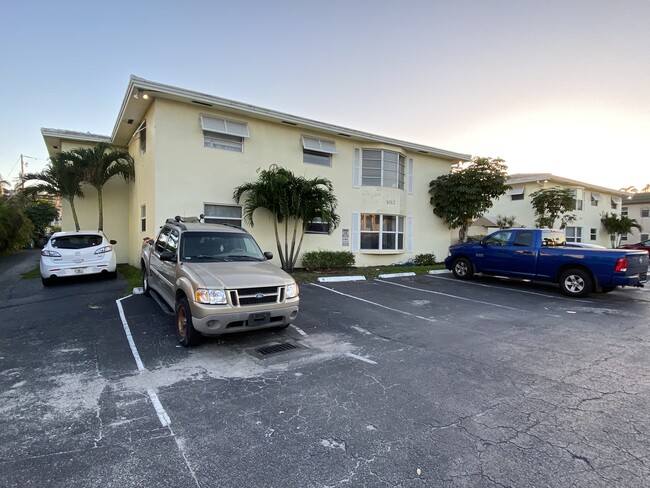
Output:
top-left (473, 173), bottom-right (629, 248)
top-left (622, 192), bottom-right (650, 244)
top-left (41, 75), bottom-right (471, 267)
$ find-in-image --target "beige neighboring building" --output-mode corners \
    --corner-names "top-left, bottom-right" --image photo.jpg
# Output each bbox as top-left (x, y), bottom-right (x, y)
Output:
top-left (41, 75), bottom-right (471, 267)
top-left (475, 173), bottom-right (630, 248)
top-left (622, 193), bottom-right (650, 243)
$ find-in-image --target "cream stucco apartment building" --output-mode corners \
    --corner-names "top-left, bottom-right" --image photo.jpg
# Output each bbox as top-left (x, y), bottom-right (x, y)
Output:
top-left (622, 193), bottom-right (650, 244)
top-left (475, 173), bottom-right (629, 248)
top-left (41, 76), bottom-right (471, 267)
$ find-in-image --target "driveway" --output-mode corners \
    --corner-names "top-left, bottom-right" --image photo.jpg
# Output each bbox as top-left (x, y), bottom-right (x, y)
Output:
top-left (1, 252), bottom-right (649, 487)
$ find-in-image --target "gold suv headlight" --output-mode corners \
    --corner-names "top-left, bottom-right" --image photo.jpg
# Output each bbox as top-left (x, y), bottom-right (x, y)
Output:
top-left (286, 282), bottom-right (299, 299)
top-left (195, 289), bottom-right (227, 305)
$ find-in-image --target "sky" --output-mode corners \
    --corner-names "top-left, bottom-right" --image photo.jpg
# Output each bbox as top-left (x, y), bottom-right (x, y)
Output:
top-left (1, 0), bottom-right (648, 191)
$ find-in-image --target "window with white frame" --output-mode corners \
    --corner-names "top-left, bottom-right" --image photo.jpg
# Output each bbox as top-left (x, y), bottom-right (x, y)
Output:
top-left (361, 150), bottom-right (405, 190)
top-left (140, 204), bottom-right (146, 232)
top-left (590, 192), bottom-right (601, 207)
top-left (611, 196), bottom-right (621, 210)
top-left (572, 189), bottom-right (584, 211)
top-left (360, 214), bottom-right (404, 250)
top-left (305, 217), bottom-right (330, 234)
top-left (641, 233), bottom-right (649, 241)
top-left (621, 233), bottom-right (628, 241)
top-left (642, 208), bottom-right (649, 218)
top-left (302, 135), bottom-right (336, 166)
top-left (507, 186), bottom-right (525, 201)
top-left (590, 228), bottom-right (597, 241)
top-left (622, 206), bottom-right (628, 217)
top-left (203, 204), bottom-right (242, 226)
top-left (200, 114), bottom-right (250, 153)
top-left (565, 226), bottom-right (582, 243)
top-left (139, 120), bottom-right (147, 153)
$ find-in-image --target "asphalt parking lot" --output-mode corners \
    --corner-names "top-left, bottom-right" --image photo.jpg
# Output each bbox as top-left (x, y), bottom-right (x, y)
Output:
top-left (2, 250), bottom-right (650, 487)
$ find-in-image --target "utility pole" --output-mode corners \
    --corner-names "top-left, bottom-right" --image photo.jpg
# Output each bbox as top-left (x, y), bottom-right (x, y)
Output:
top-left (20, 154), bottom-right (37, 189)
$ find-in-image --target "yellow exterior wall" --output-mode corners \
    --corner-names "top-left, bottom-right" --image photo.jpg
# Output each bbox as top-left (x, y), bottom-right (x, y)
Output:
top-left (58, 141), bottom-right (131, 263)
top-left (139, 98), bottom-right (455, 267)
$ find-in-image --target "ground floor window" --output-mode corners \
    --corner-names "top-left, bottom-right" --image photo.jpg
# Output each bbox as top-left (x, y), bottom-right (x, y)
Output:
top-left (203, 204), bottom-right (242, 227)
top-left (360, 214), bottom-right (404, 250)
top-left (565, 226), bottom-right (582, 243)
top-left (140, 204), bottom-right (146, 232)
top-left (305, 217), bottom-right (330, 234)
top-left (590, 228), bottom-right (597, 241)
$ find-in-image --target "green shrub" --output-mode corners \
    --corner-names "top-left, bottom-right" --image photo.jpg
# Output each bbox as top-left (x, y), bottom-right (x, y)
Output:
top-left (413, 252), bottom-right (437, 266)
top-left (301, 250), bottom-right (355, 270)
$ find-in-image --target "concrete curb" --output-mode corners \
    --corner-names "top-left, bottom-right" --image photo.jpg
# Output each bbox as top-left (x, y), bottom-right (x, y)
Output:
top-left (317, 276), bottom-right (366, 283)
top-left (427, 269), bottom-right (449, 275)
top-left (377, 272), bottom-right (416, 278)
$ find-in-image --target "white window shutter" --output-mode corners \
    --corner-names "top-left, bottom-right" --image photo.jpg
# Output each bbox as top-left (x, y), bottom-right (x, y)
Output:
top-left (351, 212), bottom-right (360, 252)
top-left (353, 148), bottom-right (361, 188)
top-left (407, 158), bottom-right (414, 195)
top-left (406, 216), bottom-right (413, 253)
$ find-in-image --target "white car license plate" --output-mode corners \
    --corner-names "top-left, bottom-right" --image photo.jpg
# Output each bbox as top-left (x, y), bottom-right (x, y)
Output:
top-left (74, 268), bottom-right (85, 275)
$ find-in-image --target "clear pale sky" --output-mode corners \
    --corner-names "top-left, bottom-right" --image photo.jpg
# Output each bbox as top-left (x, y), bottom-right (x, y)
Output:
top-left (1, 0), bottom-right (648, 190)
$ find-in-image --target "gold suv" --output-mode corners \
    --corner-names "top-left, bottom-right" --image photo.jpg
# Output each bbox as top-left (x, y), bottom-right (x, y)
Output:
top-left (141, 217), bottom-right (299, 346)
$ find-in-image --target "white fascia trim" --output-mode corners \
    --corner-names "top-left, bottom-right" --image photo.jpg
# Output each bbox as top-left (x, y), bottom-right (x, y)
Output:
top-left (507, 173), bottom-right (629, 197)
top-left (41, 128), bottom-right (111, 143)
top-left (117, 76), bottom-right (471, 161)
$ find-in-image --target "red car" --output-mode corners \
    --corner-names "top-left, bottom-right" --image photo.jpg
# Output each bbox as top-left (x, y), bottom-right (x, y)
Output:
top-left (619, 239), bottom-right (650, 252)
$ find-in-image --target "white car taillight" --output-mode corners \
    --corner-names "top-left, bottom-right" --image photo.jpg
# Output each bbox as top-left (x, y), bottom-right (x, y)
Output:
top-left (41, 249), bottom-right (61, 257)
top-left (94, 245), bottom-right (113, 255)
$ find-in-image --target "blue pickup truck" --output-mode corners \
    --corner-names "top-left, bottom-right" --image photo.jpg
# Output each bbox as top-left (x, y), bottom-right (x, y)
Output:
top-left (444, 228), bottom-right (648, 297)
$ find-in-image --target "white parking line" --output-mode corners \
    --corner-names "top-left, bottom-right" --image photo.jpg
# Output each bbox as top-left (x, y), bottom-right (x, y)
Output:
top-left (116, 296), bottom-right (171, 428)
top-left (375, 279), bottom-right (558, 315)
top-left (312, 283), bottom-right (492, 335)
top-left (425, 274), bottom-right (594, 303)
top-left (345, 353), bottom-right (377, 365)
top-left (311, 283), bottom-right (437, 323)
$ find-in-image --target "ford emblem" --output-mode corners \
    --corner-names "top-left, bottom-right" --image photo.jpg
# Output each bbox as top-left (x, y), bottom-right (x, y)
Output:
top-left (255, 293), bottom-right (264, 299)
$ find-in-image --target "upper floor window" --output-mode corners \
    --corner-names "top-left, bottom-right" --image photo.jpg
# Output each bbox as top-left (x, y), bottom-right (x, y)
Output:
top-left (360, 214), bottom-right (404, 250)
top-left (590, 192), bottom-right (600, 206)
top-left (507, 186), bottom-right (525, 201)
top-left (203, 204), bottom-right (243, 227)
top-left (138, 120), bottom-right (147, 153)
top-left (572, 189), bottom-right (584, 211)
top-left (362, 150), bottom-right (405, 190)
top-left (641, 208), bottom-right (649, 218)
top-left (302, 136), bottom-right (336, 167)
top-left (200, 114), bottom-right (250, 153)
top-left (611, 196), bottom-right (621, 210)
top-left (621, 205), bottom-right (628, 216)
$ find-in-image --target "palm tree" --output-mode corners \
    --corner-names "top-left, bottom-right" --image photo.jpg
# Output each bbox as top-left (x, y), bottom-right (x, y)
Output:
top-left (601, 212), bottom-right (642, 247)
top-left (70, 142), bottom-right (134, 231)
top-left (286, 174), bottom-right (339, 269)
top-left (22, 154), bottom-right (86, 231)
top-left (233, 166), bottom-right (339, 271)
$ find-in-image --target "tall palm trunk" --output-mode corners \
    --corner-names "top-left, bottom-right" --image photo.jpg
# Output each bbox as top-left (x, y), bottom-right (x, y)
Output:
top-left (272, 219), bottom-right (286, 269)
top-left (96, 187), bottom-right (104, 231)
top-left (68, 198), bottom-right (81, 231)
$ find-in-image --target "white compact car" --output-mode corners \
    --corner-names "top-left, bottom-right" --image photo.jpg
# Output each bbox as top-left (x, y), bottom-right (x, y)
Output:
top-left (40, 231), bottom-right (117, 286)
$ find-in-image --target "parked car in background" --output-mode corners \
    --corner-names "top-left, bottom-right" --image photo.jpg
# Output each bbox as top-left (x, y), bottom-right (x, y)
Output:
top-left (619, 239), bottom-right (650, 253)
top-left (445, 228), bottom-right (648, 297)
top-left (40, 231), bottom-right (117, 286)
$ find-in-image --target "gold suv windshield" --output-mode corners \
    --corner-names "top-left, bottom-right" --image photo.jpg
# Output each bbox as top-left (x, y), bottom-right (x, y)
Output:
top-left (180, 231), bottom-right (265, 262)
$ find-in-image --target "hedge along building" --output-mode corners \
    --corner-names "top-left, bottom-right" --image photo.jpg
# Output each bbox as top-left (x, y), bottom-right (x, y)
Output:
top-left (41, 76), bottom-right (471, 268)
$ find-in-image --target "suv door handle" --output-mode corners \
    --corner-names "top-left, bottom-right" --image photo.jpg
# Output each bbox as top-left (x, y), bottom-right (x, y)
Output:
top-left (521, 250), bottom-right (534, 255)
